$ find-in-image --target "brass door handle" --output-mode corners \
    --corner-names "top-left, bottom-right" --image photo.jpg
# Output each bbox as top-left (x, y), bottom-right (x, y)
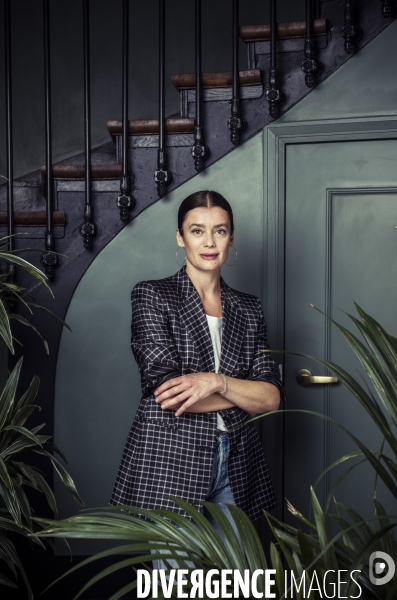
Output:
top-left (296, 368), bottom-right (338, 387)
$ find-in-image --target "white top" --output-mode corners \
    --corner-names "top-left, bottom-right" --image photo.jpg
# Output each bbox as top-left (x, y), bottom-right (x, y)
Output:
top-left (206, 314), bottom-right (227, 431)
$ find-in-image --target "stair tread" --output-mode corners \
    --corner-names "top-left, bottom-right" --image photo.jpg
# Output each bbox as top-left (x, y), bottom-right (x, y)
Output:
top-left (0, 210), bottom-right (65, 226)
top-left (41, 164), bottom-right (122, 180)
top-left (171, 69), bottom-right (261, 90)
top-left (239, 18), bottom-right (326, 42)
top-left (107, 118), bottom-right (195, 136)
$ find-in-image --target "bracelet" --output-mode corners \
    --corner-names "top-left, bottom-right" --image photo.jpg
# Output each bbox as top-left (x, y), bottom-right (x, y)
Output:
top-left (219, 373), bottom-right (228, 396)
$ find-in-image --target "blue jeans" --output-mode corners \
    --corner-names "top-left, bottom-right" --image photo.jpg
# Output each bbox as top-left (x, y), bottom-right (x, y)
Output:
top-left (203, 432), bottom-right (238, 535)
top-left (152, 432), bottom-right (237, 570)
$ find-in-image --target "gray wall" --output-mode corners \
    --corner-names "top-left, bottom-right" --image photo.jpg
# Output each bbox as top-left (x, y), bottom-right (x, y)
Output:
top-left (0, 0), bottom-right (306, 179)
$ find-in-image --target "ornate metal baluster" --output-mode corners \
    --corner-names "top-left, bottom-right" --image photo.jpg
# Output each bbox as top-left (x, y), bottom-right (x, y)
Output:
top-left (154, 0), bottom-right (171, 198)
top-left (265, 0), bottom-right (285, 119)
top-left (341, 0), bottom-right (363, 53)
top-left (40, 0), bottom-right (57, 280)
top-left (4, 0), bottom-right (16, 306)
top-left (118, 0), bottom-right (135, 222)
top-left (79, 0), bottom-right (97, 248)
top-left (379, 0), bottom-right (392, 18)
top-left (228, 0), bottom-right (246, 145)
top-left (192, 0), bottom-right (209, 171)
top-left (302, 0), bottom-right (323, 88)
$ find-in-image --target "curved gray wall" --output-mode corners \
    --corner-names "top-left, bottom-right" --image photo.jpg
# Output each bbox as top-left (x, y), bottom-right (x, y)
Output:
top-left (54, 131), bottom-right (273, 553)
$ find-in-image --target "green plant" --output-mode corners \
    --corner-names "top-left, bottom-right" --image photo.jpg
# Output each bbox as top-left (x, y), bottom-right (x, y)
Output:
top-left (0, 233), bottom-right (67, 355)
top-left (263, 489), bottom-right (397, 599)
top-left (0, 357), bottom-right (83, 597)
top-left (35, 498), bottom-right (274, 599)
top-left (34, 304), bottom-right (397, 599)
top-left (0, 234), bottom-right (82, 597)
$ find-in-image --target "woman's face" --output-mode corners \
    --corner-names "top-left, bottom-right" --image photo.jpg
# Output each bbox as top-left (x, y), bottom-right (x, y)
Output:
top-left (176, 205), bottom-right (234, 273)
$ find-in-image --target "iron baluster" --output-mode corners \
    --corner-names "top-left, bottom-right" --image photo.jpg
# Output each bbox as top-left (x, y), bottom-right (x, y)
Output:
top-left (79, 0), bottom-right (97, 249)
top-left (4, 0), bottom-right (16, 308)
top-left (154, 0), bottom-right (171, 198)
top-left (118, 0), bottom-right (135, 222)
top-left (265, 0), bottom-right (285, 119)
top-left (192, 0), bottom-right (209, 171)
top-left (379, 0), bottom-right (392, 18)
top-left (302, 0), bottom-right (323, 88)
top-left (40, 0), bottom-right (57, 281)
top-left (341, 0), bottom-right (363, 53)
top-left (228, 0), bottom-right (246, 145)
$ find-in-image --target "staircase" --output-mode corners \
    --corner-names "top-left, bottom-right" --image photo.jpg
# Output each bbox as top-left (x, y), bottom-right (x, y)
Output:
top-left (0, 0), bottom-right (393, 256)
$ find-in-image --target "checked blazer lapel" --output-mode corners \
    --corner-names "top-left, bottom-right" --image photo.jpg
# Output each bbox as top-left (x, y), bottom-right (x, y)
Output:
top-left (176, 266), bottom-right (246, 376)
top-left (177, 267), bottom-right (215, 373)
top-left (219, 281), bottom-right (246, 376)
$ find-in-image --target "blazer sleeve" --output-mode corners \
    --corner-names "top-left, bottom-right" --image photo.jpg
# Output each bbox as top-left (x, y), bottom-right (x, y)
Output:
top-left (246, 298), bottom-right (285, 402)
top-left (131, 281), bottom-right (182, 399)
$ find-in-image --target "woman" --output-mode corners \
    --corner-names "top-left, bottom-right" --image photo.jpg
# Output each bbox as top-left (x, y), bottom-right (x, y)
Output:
top-left (110, 190), bottom-right (283, 523)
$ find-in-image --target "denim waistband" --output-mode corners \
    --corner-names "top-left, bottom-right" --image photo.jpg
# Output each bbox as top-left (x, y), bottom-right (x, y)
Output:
top-left (216, 430), bottom-right (229, 437)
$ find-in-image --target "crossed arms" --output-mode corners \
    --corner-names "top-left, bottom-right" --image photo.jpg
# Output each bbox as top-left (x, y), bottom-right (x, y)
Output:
top-left (131, 282), bottom-right (282, 418)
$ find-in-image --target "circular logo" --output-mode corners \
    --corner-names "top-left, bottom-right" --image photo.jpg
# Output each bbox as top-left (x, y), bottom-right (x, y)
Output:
top-left (369, 551), bottom-right (395, 586)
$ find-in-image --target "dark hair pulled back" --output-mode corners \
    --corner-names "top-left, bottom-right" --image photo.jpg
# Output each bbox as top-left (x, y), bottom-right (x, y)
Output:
top-left (177, 190), bottom-right (234, 237)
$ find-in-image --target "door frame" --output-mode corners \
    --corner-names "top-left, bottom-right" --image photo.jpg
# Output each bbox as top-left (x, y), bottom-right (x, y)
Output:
top-left (262, 115), bottom-right (397, 520)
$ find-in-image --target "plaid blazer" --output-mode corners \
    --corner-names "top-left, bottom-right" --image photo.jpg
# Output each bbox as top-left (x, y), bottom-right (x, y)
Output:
top-left (110, 265), bottom-right (283, 521)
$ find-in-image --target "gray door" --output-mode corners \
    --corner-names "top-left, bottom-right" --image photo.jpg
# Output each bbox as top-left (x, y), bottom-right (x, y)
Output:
top-left (283, 137), bottom-right (397, 519)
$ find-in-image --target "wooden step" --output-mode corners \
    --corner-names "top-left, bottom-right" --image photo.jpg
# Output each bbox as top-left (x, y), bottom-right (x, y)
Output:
top-left (171, 69), bottom-right (261, 91)
top-left (107, 118), bottom-right (195, 136)
top-left (239, 18), bottom-right (326, 42)
top-left (0, 211), bottom-right (65, 226)
top-left (41, 164), bottom-right (122, 180)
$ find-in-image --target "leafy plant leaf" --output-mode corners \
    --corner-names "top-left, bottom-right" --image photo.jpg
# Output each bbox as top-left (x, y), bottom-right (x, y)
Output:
top-left (32, 449), bottom-right (85, 507)
top-left (8, 313), bottom-right (50, 355)
top-left (0, 250), bottom-right (52, 295)
top-left (0, 297), bottom-right (14, 353)
top-left (25, 302), bottom-right (72, 332)
top-left (0, 358), bottom-right (23, 430)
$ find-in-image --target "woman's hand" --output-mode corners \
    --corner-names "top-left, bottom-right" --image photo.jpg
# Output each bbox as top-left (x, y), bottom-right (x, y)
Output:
top-left (154, 373), bottom-right (224, 416)
top-left (154, 373), bottom-right (281, 417)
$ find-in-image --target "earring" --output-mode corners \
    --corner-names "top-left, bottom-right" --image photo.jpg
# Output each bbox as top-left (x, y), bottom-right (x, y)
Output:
top-left (176, 246), bottom-right (186, 266)
top-left (225, 245), bottom-right (237, 266)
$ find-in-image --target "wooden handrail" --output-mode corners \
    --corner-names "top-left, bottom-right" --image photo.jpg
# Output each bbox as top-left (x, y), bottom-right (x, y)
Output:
top-left (0, 211), bottom-right (66, 226)
top-left (239, 18), bottom-right (326, 42)
top-left (171, 69), bottom-right (261, 90)
top-left (41, 165), bottom-right (122, 180)
top-left (107, 118), bottom-right (195, 136)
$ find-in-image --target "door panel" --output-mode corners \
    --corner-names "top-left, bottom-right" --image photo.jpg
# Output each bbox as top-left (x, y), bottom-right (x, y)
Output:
top-left (284, 140), bottom-right (397, 518)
